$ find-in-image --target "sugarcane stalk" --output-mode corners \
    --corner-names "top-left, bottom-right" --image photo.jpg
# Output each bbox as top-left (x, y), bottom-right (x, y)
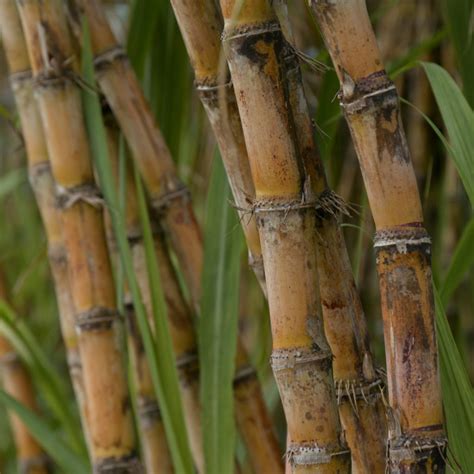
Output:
top-left (272, 4), bottom-right (388, 471)
top-left (169, 2), bottom-right (286, 471)
top-left (0, 0), bottom-right (90, 449)
top-left (68, 0), bottom-right (202, 304)
top-left (105, 121), bottom-right (204, 473)
top-left (308, 1), bottom-right (446, 470)
top-left (218, 1), bottom-right (351, 471)
top-left (16, 1), bottom-right (140, 471)
top-left (169, 0), bottom-right (266, 295)
top-left (0, 273), bottom-right (50, 474)
top-left (67, 2), bottom-right (283, 470)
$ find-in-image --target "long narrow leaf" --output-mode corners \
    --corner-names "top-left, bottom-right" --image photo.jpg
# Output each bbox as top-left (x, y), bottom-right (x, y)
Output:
top-left (422, 62), bottom-right (474, 207)
top-left (200, 155), bottom-right (242, 474)
top-left (0, 391), bottom-right (89, 474)
top-left (134, 163), bottom-right (193, 469)
top-left (440, 217), bottom-right (474, 305)
top-left (81, 19), bottom-right (194, 473)
top-left (434, 288), bottom-right (474, 472)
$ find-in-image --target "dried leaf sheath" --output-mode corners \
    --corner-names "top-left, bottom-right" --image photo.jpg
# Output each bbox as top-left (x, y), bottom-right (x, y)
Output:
top-left (16, 1), bottom-right (139, 470)
top-left (0, 274), bottom-right (49, 474)
top-left (219, 1), bottom-right (350, 471)
top-left (105, 123), bottom-right (204, 473)
top-left (0, 0), bottom-right (88, 448)
top-left (309, 0), bottom-right (446, 470)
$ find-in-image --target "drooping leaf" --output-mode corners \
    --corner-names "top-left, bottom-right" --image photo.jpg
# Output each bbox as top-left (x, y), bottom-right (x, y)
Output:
top-left (0, 391), bottom-right (89, 474)
top-left (434, 288), bottom-right (474, 472)
top-left (440, 217), bottom-right (474, 305)
top-left (81, 19), bottom-right (193, 473)
top-left (440, 0), bottom-right (474, 107)
top-left (200, 155), bottom-right (242, 474)
top-left (422, 62), bottom-right (474, 207)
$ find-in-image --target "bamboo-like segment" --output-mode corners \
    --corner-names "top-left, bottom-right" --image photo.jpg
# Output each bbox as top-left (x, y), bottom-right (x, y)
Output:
top-left (171, 1), bottom-right (386, 471)
top-left (0, 0), bottom-right (89, 446)
top-left (16, 1), bottom-right (139, 471)
top-left (169, 0), bottom-right (265, 294)
top-left (309, 1), bottom-right (446, 470)
top-left (169, 4), bottom-right (285, 472)
top-left (0, 273), bottom-right (49, 474)
top-left (68, 2), bottom-right (283, 470)
top-left (70, 0), bottom-right (202, 304)
top-left (219, 1), bottom-right (350, 472)
top-left (105, 122), bottom-right (203, 473)
top-left (275, 5), bottom-right (387, 471)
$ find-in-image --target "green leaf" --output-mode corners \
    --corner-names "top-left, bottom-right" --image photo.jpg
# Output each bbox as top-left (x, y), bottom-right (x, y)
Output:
top-left (422, 62), bottom-right (474, 207)
top-left (134, 162), bottom-right (194, 472)
top-left (200, 155), bottom-right (242, 474)
top-left (434, 288), bottom-right (474, 472)
top-left (440, 218), bottom-right (474, 305)
top-left (440, 0), bottom-right (474, 107)
top-left (0, 391), bottom-right (89, 474)
top-left (0, 168), bottom-right (27, 200)
top-left (81, 18), bottom-right (194, 473)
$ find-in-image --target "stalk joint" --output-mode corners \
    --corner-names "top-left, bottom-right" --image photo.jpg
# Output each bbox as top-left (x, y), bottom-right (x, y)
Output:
top-left (137, 397), bottom-right (162, 428)
top-left (388, 431), bottom-right (447, 472)
top-left (287, 441), bottom-right (350, 467)
top-left (176, 351), bottom-right (199, 386)
top-left (271, 346), bottom-right (332, 372)
top-left (93, 47), bottom-right (127, 76)
top-left (93, 455), bottom-right (142, 474)
top-left (9, 69), bottom-right (33, 90)
top-left (221, 21), bottom-right (281, 43)
top-left (341, 70), bottom-right (398, 115)
top-left (335, 376), bottom-right (385, 407)
top-left (150, 184), bottom-right (190, 215)
top-left (374, 225), bottom-right (431, 255)
top-left (56, 183), bottom-right (104, 210)
top-left (233, 364), bottom-right (257, 386)
top-left (76, 307), bottom-right (120, 331)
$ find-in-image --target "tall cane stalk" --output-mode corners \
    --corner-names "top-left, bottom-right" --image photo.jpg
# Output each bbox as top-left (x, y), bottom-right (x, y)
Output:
top-left (218, 1), bottom-right (350, 471)
top-left (0, 272), bottom-right (50, 474)
top-left (309, 0), bottom-right (446, 470)
top-left (105, 122), bottom-right (204, 473)
top-left (169, 0), bottom-right (266, 295)
top-left (16, 1), bottom-right (140, 471)
top-left (0, 0), bottom-right (89, 447)
top-left (273, 3), bottom-right (387, 471)
top-left (169, 2), bottom-right (284, 471)
top-left (68, 1), bottom-right (283, 469)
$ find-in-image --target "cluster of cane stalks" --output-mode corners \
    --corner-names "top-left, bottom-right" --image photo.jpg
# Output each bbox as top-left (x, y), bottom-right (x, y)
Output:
top-left (0, 0), bottom-right (448, 472)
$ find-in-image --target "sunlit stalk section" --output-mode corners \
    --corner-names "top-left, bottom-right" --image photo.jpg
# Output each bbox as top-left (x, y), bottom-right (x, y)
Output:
top-left (105, 122), bottom-right (203, 473)
top-left (16, 1), bottom-right (139, 471)
top-left (309, 0), bottom-right (446, 470)
top-left (69, 2), bottom-right (283, 469)
top-left (273, 3), bottom-right (387, 471)
top-left (169, 0), bottom-right (265, 294)
top-left (70, 0), bottom-right (202, 303)
top-left (219, 1), bottom-right (350, 471)
top-left (0, 0), bottom-right (88, 446)
top-left (169, 2), bottom-right (283, 471)
top-left (0, 273), bottom-right (49, 474)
